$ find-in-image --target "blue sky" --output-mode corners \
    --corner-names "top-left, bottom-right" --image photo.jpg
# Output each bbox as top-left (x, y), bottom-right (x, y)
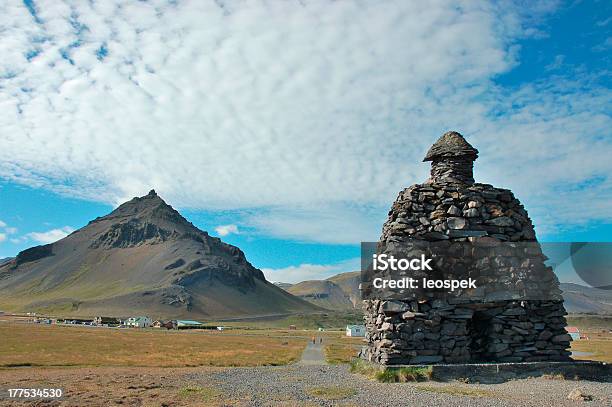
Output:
top-left (0, 0), bottom-right (611, 283)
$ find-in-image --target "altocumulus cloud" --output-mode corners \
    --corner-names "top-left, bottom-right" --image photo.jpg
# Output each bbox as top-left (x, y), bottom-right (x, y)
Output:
top-left (0, 1), bottom-right (610, 243)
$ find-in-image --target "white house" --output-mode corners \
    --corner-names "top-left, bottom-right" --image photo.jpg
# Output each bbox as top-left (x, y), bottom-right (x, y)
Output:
top-left (346, 324), bottom-right (365, 337)
top-left (126, 316), bottom-right (152, 328)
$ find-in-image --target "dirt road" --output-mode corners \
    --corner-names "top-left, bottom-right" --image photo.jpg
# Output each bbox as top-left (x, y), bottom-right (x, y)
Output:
top-left (298, 341), bottom-right (325, 365)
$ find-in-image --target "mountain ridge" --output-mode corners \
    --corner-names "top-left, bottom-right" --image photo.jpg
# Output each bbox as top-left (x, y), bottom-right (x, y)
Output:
top-left (283, 272), bottom-right (612, 315)
top-left (285, 271), bottom-right (361, 310)
top-left (0, 190), bottom-right (318, 319)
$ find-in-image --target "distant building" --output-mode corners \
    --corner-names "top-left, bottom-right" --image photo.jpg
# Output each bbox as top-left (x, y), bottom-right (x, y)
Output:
top-left (566, 326), bottom-right (580, 341)
top-left (176, 320), bottom-right (204, 329)
top-left (153, 320), bottom-right (177, 330)
top-left (126, 316), bottom-right (152, 328)
top-left (288, 325), bottom-right (297, 330)
top-left (346, 325), bottom-right (365, 337)
top-left (93, 316), bottom-right (120, 326)
top-left (62, 318), bottom-right (93, 325)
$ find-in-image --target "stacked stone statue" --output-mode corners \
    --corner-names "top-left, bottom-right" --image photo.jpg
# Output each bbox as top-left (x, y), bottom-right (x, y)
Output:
top-left (361, 131), bottom-right (571, 365)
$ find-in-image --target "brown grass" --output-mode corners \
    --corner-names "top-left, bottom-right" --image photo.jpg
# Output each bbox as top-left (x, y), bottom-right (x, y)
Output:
top-left (571, 339), bottom-right (612, 363)
top-left (0, 323), bottom-right (306, 367)
top-left (322, 335), bottom-right (363, 364)
top-left (325, 343), bottom-right (360, 364)
top-left (178, 385), bottom-right (222, 401)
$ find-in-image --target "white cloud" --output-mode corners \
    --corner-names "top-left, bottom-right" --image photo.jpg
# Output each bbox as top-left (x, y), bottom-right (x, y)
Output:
top-left (545, 54), bottom-right (565, 71)
top-left (0, 221), bottom-right (18, 242)
top-left (214, 224), bottom-right (239, 237)
top-left (247, 204), bottom-right (384, 244)
top-left (4, 227), bottom-right (17, 235)
top-left (0, 1), bottom-right (609, 243)
top-left (262, 258), bottom-right (360, 284)
top-left (27, 226), bottom-right (75, 244)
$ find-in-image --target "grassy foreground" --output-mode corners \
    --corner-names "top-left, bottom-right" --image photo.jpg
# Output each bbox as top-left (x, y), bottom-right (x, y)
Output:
top-left (349, 359), bottom-right (433, 382)
top-left (0, 323), bottom-right (305, 368)
top-left (571, 339), bottom-right (612, 363)
top-left (324, 340), bottom-right (363, 364)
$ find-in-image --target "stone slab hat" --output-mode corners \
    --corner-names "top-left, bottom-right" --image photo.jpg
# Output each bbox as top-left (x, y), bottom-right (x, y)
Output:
top-left (423, 131), bottom-right (479, 162)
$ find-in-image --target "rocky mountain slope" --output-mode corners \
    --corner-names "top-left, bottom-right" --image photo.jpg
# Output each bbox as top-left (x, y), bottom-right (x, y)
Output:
top-left (0, 190), bottom-right (318, 319)
top-left (286, 271), bottom-right (361, 310)
top-left (327, 271), bottom-right (361, 307)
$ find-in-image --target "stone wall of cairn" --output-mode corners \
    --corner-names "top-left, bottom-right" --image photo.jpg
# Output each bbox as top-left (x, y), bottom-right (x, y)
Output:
top-left (361, 131), bottom-right (571, 365)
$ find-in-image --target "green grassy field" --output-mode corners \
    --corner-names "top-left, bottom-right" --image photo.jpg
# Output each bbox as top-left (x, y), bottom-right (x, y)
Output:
top-left (0, 323), bottom-right (306, 368)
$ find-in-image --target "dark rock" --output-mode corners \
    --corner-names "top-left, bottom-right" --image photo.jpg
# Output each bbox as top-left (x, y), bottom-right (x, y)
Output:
top-left (447, 217), bottom-right (467, 230)
top-left (381, 300), bottom-right (410, 313)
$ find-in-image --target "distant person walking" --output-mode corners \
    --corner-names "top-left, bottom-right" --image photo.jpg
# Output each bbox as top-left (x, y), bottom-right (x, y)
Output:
top-left (312, 336), bottom-right (315, 344)
top-left (319, 337), bottom-right (322, 344)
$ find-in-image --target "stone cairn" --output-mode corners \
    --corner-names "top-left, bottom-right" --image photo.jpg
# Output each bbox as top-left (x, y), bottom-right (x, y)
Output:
top-left (361, 131), bottom-right (571, 365)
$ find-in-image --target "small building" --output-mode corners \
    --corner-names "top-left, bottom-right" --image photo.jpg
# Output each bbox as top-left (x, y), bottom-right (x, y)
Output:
top-left (176, 320), bottom-right (204, 329)
top-left (153, 320), bottom-right (177, 330)
top-left (346, 324), bottom-right (366, 337)
top-left (63, 318), bottom-right (94, 325)
top-left (288, 325), bottom-right (297, 330)
top-left (126, 316), bottom-right (152, 328)
top-left (94, 316), bottom-right (120, 326)
top-left (566, 326), bottom-right (580, 341)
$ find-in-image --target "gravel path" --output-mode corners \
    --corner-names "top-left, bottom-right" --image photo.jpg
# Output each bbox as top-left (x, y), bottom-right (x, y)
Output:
top-left (193, 363), bottom-right (612, 407)
top-left (1, 363), bottom-right (609, 406)
top-left (298, 341), bottom-right (325, 365)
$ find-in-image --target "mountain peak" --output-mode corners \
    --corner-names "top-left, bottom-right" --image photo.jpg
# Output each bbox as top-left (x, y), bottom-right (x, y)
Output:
top-left (86, 191), bottom-right (195, 249)
top-left (108, 191), bottom-right (170, 218)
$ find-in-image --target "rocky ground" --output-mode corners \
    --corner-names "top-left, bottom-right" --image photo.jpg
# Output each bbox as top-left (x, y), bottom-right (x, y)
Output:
top-left (0, 343), bottom-right (609, 406)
